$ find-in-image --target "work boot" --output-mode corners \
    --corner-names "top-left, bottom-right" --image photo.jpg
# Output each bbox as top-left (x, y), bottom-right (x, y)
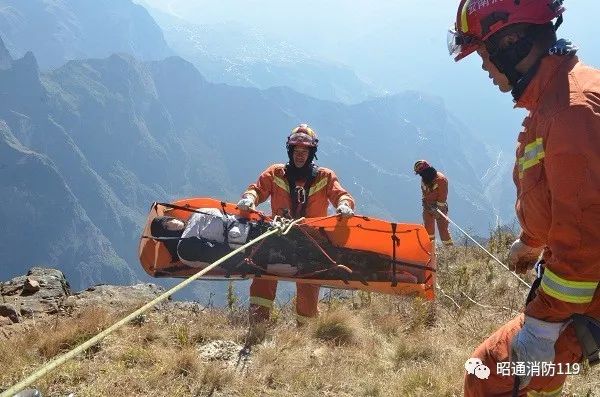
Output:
top-left (244, 321), bottom-right (267, 346)
top-left (249, 304), bottom-right (270, 324)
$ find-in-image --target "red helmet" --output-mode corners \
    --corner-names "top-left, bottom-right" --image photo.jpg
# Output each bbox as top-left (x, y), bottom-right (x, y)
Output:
top-left (448, 0), bottom-right (565, 61)
top-left (414, 160), bottom-right (431, 174)
top-left (286, 123), bottom-right (319, 148)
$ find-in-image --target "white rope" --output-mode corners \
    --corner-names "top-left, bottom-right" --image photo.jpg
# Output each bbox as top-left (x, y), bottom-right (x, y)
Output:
top-left (436, 209), bottom-right (531, 289)
top-left (1, 217), bottom-right (304, 397)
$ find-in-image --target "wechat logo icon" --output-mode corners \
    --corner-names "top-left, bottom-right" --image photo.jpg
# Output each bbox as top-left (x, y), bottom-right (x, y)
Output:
top-left (465, 358), bottom-right (491, 380)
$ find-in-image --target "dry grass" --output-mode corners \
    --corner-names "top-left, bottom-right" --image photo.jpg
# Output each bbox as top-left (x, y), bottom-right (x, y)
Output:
top-left (36, 307), bottom-right (112, 359)
top-left (311, 308), bottom-right (361, 346)
top-left (1, 239), bottom-right (599, 396)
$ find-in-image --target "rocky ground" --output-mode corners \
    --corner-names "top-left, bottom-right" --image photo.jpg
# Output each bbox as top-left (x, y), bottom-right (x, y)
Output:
top-left (1, 257), bottom-right (599, 396)
top-left (0, 268), bottom-right (169, 340)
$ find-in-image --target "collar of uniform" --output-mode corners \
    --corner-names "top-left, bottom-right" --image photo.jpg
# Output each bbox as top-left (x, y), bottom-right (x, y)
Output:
top-left (514, 54), bottom-right (579, 111)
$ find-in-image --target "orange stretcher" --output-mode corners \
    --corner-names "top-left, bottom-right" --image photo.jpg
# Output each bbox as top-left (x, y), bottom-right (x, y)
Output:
top-left (138, 198), bottom-right (436, 300)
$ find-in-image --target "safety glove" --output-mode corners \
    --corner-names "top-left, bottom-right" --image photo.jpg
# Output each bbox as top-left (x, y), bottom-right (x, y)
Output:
top-left (508, 239), bottom-right (543, 274)
top-left (510, 316), bottom-right (565, 388)
top-left (336, 203), bottom-right (354, 218)
top-left (237, 195), bottom-right (255, 211)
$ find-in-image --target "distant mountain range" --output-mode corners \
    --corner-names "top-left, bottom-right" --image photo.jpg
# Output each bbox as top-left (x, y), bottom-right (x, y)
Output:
top-left (0, 0), bottom-right (509, 299)
top-left (0, 0), bottom-right (172, 70)
top-left (145, 6), bottom-right (384, 104)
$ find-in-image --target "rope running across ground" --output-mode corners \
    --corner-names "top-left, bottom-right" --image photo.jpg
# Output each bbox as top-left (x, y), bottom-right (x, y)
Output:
top-left (0, 216), bottom-right (304, 397)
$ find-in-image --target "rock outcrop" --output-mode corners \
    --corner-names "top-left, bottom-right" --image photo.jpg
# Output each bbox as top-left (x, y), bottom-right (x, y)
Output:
top-left (0, 267), bottom-right (171, 339)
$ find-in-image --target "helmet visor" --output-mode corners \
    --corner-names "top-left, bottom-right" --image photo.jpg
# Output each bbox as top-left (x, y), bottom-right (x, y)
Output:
top-left (288, 132), bottom-right (317, 147)
top-left (447, 27), bottom-right (479, 61)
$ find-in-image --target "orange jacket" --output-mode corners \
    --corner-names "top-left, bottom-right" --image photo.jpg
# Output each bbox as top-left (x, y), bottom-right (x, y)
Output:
top-left (421, 172), bottom-right (449, 208)
top-left (514, 55), bottom-right (600, 321)
top-left (243, 164), bottom-right (354, 218)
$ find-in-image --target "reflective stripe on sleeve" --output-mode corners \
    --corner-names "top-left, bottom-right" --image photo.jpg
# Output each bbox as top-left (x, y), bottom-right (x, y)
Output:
top-left (541, 268), bottom-right (599, 304)
top-left (518, 138), bottom-right (545, 178)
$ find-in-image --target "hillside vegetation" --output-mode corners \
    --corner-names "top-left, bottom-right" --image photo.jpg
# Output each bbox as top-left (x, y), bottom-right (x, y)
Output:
top-left (1, 236), bottom-right (598, 396)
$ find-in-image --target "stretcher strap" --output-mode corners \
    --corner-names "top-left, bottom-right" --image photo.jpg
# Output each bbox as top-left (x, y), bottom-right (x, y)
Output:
top-left (238, 239), bottom-right (270, 277)
top-left (220, 238), bottom-right (274, 279)
top-left (299, 264), bottom-right (354, 282)
top-left (157, 201), bottom-right (269, 223)
top-left (218, 201), bottom-right (240, 247)
top-left (391, 223), bottom-right (399, 287)
top-left (354, 224), bottom-right (431, 257)
top-left (295, 225), bottom-right (358, 284)
top-left (157, 201), bottom-right (224, 217)
top-left (298, 226), bottom-right (338, 267)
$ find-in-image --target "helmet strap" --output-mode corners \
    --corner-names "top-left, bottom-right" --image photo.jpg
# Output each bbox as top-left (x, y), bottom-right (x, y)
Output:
top-left (511, 59), bottom-right (542, 101)
top-left (486, 23), bottom-right (557, 101)
top-left (554, 14), bottom-right (563, 31)
top-left (487, 34), bottom-right (534, 86)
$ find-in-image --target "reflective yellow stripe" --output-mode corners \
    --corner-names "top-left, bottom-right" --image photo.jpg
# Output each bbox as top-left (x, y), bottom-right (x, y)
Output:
top-left (518, 137), bottom-right (545, 178)
top-left (461, 0), bottom-right (471, 32)
top-left (250, 296), bottom-right (274, 308)
top-left (541, 268), bottom-right (599, 304)
top-left (527, 384), bottom-right (563, 397)
top-left (442, 240), bottom-right (454, 246)
top-left (436, 201), bottom-right (447, 207)
top-left (273, 176), bottom-right (290, 193)
top-left (308, 177), bottom-right (328, 196)
top-left (296, 313), bottom-right (314, 324)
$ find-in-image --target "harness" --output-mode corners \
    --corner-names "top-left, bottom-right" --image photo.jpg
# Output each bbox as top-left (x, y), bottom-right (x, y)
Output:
top-left (285, 164), bottom-right (319, 218)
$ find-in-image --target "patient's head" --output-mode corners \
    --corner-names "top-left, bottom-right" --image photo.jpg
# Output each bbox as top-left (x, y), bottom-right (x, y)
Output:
top-left (151, 216), bottom-right (185, 237)
top-left (150, 216), bottom-right (185, 262)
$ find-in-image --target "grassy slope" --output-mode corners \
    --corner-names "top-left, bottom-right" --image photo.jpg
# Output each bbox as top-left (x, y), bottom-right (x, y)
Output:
top-left (1, 240), bottom-right (598, 396)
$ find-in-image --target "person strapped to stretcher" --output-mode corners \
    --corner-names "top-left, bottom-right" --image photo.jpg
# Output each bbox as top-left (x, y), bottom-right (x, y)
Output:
top-left (149, 209), bottom-right (425, 285)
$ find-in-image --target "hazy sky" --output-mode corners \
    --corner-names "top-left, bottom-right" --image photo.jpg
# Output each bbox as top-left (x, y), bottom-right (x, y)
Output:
top-left (143, 0), bottom-right (600, 149)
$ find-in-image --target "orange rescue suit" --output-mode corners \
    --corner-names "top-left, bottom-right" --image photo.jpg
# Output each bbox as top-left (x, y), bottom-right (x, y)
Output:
top-left (464, 55), bottom-right (600, 396)
top-left (421, 172), bottom-right (452, 245)
top-left (243, 163), bottom-right (354, 323)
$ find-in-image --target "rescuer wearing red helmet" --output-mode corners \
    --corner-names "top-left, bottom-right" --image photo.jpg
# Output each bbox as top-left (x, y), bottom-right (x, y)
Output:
top-left (449, 1), bottom-right (600, 395)
top-left (414, 160), bottom-right (453, 246)
top-left (237, 123), bottom-right (355, 329)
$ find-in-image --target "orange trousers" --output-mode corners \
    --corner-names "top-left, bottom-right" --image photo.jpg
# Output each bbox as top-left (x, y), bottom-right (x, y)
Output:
top-left (464, 313), bottom-right (582, 397)
top-left (249, 278), bottom-right (320, 324)
top-left (422, 207), bottom-right (452, 245)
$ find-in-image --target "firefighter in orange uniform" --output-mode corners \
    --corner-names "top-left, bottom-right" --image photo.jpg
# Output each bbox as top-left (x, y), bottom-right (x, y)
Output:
top-left (237, 123), bottom-right (355, 325)
top-left (414, 160), bottom-right (453, 246)
top-left (449, 0), bottom-right (600, 395)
